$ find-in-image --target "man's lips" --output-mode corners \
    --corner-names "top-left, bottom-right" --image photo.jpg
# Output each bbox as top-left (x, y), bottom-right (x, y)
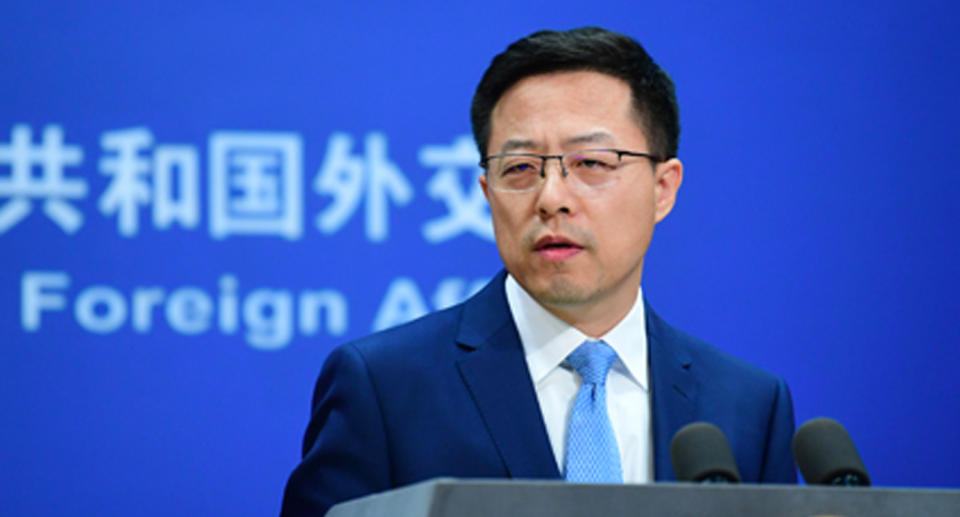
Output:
top-left (533, 235), bottom-right (583, 261)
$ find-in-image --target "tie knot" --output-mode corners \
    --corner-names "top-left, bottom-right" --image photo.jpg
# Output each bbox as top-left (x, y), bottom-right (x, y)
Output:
top-left (567, 340), bottom-right (618, 385)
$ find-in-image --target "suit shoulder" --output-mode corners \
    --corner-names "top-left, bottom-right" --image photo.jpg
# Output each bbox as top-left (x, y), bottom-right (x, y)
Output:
top-left (651, 309), bottom-right (786, 388)
top-left (338, 302), bottom-right (466, 363)
top-left (690, 329), bottom-right (776, 376)
top-left (337, 271), bottom-right (508, 364)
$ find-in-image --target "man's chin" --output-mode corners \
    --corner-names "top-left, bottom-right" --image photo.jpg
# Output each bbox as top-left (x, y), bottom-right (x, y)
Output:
top-left (526, 277), bottom-right (594, 307)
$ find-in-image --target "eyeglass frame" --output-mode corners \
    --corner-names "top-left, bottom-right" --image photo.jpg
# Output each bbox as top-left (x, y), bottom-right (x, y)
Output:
top-left (479, 148), bottom-right (668, 193)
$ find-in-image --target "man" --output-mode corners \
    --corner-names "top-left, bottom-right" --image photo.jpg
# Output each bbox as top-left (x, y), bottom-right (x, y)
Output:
top-left (281, 27), bottom-right (796, 516)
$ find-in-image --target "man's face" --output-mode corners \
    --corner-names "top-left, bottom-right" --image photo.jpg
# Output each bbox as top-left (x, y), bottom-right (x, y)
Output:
top-left (480, 70), bottom-right (682, 325)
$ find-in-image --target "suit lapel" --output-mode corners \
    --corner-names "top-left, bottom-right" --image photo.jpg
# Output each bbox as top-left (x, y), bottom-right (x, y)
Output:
top-left (455, 271), bottom-right (561, 480)
top-left (646, 302), bottom-right (698, 481)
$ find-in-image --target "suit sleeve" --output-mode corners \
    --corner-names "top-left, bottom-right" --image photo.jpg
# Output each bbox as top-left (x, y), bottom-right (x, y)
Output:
top-left (759, 377), bottom-right (798, 483)
top-left (280, 344), bottom-right (392, 516)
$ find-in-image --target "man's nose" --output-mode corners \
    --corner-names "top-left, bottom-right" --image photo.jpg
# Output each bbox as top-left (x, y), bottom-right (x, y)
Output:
top-left (535, 158), bottom-right (576, 218)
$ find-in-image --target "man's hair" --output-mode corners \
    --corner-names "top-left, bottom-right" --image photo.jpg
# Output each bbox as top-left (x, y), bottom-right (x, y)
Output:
top-left (471, 27), bottom-right (679, 160)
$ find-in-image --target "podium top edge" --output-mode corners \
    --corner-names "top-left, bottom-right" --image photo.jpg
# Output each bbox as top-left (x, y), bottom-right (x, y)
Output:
top-left (413, 477), bottom-right (960, 495)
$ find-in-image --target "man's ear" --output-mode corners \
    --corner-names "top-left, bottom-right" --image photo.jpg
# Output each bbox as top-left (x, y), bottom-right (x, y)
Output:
top-left (479, 172), bottom-right (490, 201)
top-left (653, 157), bottom-right (683, 223)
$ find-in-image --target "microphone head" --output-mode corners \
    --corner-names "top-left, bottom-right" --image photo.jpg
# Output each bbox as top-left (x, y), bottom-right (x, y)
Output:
top-left (792, 417), bottom-right (871, 486)
top-left (670, 422), bottom-right (742, 483)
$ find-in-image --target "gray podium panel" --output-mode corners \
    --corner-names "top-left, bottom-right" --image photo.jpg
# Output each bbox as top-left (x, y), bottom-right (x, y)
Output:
top-left (327, 478), bottom-right (960, 517)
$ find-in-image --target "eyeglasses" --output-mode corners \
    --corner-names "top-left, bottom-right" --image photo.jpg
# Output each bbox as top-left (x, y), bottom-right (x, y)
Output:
top-left (480, 148), bottom-right (664, 193)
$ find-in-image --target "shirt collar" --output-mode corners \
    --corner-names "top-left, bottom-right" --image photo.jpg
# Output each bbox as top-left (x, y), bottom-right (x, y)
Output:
top-left (505, 274), bottom-right (648, 391)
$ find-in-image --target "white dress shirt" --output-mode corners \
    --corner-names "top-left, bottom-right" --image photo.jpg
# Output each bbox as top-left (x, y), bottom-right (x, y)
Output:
top-left (505, 274), bottom-right (653, 483)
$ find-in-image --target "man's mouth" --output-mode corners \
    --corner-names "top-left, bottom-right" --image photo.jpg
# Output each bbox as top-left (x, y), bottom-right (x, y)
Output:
top-left (533, 236), bottom-right (584, 261)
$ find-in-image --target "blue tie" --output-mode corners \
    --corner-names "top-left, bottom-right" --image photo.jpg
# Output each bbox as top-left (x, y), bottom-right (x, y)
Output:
top-left (564, 340), bottom-right (622, 483)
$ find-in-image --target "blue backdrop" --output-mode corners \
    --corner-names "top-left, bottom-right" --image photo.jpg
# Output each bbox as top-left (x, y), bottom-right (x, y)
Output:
top-left (2, 1), bottom-right (958, 515)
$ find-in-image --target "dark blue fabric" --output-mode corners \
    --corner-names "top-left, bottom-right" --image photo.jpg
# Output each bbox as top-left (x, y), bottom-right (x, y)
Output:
top-left (280, 270), bottom-right (796, 516)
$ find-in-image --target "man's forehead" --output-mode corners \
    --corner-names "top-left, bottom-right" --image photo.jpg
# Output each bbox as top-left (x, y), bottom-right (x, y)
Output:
top-left (485, 71), bottom-right (647, 155)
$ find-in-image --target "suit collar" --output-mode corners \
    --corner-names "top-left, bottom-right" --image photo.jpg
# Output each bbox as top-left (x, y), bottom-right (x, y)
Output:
top-left (455, 270), bottom-right (561, 480)
top-left (646, 301), bottom-right (699, 480)
top-left (453, 273), bottom-right (701, 481)
top-left (454, 270), bottom-right (511, 351)
top-left (505, 273), bottom-right (650, 391)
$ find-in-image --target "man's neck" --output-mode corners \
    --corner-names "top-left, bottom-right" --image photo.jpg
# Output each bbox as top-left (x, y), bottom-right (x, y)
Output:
top-left (538, 283), bottom-right (641, 338)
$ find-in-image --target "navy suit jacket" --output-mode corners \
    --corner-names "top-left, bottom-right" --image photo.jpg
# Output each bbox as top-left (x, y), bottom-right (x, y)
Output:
top-left (280, 271), bottom-right (796, 516)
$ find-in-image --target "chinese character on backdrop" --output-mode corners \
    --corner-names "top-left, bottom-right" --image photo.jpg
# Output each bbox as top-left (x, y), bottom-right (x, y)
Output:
top-left (313, 132), bottom-right (413, 243)
top-left (99, 127), bottom-right (200, 237)
top-left (419, 135), bottom-right (493, 244)
top-left (209, 131), bottom-right (303, 240)
top-left (0, 124), bottom-right (86, 234)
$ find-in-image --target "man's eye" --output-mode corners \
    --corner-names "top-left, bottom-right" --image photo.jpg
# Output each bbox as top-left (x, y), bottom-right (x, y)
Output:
top-left (572, 158), bottom-right (613, 169)
top-left (502, 162), bottom-right (537, 175)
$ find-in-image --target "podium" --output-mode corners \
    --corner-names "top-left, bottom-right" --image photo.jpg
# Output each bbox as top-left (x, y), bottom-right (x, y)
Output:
top-left (327, 478), bottom-right (959, 517)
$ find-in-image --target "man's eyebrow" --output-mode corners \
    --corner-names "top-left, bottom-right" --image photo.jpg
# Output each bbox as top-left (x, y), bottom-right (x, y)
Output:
top-left (563, 131), bottom-right (615, 147)
top-left (498, 139), bottom-right (537, 154)
top-left (497, 132), bottom-right (614, 154)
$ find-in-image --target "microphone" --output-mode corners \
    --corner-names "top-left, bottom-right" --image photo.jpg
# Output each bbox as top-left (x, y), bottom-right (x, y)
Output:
top-left (670, 422), bottom-right (742, 483)
top-left (792, 417), bottom-right (871, 486)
